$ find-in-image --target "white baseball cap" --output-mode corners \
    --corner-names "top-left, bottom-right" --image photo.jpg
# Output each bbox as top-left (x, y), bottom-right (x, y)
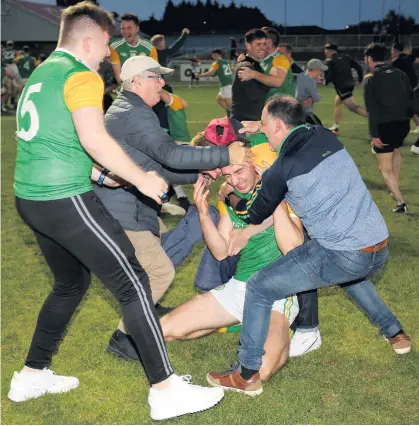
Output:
top-left (120, 56), bottom-right (174, 81)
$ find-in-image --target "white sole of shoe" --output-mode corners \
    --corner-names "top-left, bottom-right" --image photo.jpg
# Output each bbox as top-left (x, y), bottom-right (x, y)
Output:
top-left (8, 380), bottom-right (80, 402)
top-left (289, 338), bottom-right (322, 358)
top-left (206, 373), bottom-right (263, 397)
top-left (383, 337), bottom-right (412, 355)
top-left (150, 391), bottom-right (224, 421)
top-left (393, 346), bottom-right (412, 355)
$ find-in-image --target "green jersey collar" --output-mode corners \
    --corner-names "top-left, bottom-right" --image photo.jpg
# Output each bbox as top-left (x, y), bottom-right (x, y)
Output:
top-left (55, 48), bottom-right (98, 74)
top-left (277, 124), bottom-right (310, 155)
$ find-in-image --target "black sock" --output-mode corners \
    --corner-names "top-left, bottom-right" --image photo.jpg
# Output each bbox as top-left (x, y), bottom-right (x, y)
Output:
top-left (390, 329), bottom-right (404, 339)
top-left (239, 365), bottom-right (258, 380)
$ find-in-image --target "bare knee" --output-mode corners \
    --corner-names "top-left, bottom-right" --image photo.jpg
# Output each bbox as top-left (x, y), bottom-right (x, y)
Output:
top-left (378, 163), bottom-right (392, 176)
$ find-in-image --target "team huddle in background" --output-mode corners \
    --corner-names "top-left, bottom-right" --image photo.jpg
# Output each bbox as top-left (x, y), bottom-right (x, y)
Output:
top-left (6, 1), bottom-right (418, 422)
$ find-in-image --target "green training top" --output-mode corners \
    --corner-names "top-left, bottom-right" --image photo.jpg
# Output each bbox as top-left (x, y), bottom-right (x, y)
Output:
top-left (16, 55), bottom-right (37, 79)
top-left (111, 37), bottom-right (155, 65)
top-left (212, 59), bottom-right (233, 87)
top-left (14, 49), bottom-right (101, 201)
top-left (167, 94), bottom-right (191, 142)
top-left (260, 51), bottom-right (296, 99)
top-left (223, 200), bottom-right (282, 282)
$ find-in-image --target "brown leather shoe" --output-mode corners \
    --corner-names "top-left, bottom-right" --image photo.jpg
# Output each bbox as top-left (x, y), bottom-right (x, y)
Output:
top-left (387, 333), bottom-right (411, 355)
top-left (206, 369), bottom-right (263, 396)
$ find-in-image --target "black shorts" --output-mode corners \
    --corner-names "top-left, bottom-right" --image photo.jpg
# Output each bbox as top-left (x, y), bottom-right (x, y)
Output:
top-left (374, 120), bottom-right (410, 154)
top-left (335, 85), bottom-right (354, 101)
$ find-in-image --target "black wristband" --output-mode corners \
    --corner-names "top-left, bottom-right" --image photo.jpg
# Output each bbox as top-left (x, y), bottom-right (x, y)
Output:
top-left (97, 168), bottom-right (109, 187)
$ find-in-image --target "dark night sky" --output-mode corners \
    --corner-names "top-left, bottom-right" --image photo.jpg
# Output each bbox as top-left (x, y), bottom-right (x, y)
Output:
top-left (35, 0), bottom-right (419, 29)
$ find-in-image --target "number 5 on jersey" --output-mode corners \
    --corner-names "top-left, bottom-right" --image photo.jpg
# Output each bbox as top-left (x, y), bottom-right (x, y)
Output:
top-left (17, 83), bottom-right (43, 142)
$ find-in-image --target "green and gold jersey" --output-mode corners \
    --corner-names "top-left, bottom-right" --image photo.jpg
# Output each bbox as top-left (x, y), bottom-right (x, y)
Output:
top-left (110, 38), bottom-right (158, 65)
top-left (210, 59), bottom-right (233, 87)
top-left (220, 199), bottom-right (282, 282)
top-left (167, 94), bottom-right (191, 142)
top-left (3, 49), bottom-right (16, 64)
top-left (14, 49), bottom-right (104, 201)
top-left (218, 138), bottom-right (284, 282)
top-left (16, 55), bottom-right (37, 79)
top-left (261, 51), bottom-right (296, 99)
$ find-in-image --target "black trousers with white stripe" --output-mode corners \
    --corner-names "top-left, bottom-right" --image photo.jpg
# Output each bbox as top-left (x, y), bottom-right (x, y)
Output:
top-left (16, 191), bottom-right (173, 384)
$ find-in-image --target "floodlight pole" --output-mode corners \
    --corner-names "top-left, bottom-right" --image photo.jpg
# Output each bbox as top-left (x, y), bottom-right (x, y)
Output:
top-left (284, 0), bottom-right (287, 36)
top-left (358, 0), bottom-right (361, 53)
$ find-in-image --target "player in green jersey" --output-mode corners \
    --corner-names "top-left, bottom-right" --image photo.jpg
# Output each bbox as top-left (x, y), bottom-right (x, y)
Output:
top-left (160, 127), bottom-right (302, 388)
top-left (160, 89), bottom-right (191, 143)
top-left (15, 46), bottom-right (37, 84)
top-left (159, 88), bottom-right (193, 213)
top-left (110, 13), bottom-right (158, 84)
top-left (10, 2), bottom-right (225, 420)
top-left (238, 27), bottom-right (296, 99)
top-left (196, 49), bottom-right (233, 114)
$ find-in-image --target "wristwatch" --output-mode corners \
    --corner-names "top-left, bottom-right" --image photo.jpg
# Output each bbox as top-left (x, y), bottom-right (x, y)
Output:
top-left (97, 168), bottom-right (109, 187)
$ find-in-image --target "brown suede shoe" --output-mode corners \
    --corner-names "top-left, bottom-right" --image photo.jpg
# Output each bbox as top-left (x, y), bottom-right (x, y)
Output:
top-left (387, 333), bottom-right (411, 355)
top-left (206, 369), bottom-right (263, 396)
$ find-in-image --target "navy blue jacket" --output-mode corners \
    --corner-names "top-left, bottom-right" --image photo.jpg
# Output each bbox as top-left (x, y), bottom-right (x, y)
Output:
top-left (235, 125), bottom-right (388, 251)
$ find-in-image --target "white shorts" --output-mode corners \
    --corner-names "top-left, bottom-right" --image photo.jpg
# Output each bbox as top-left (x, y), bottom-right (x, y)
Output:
top-left (6, 63), bottom-right (20, 79)
top-left (6, 64), bottom-right (23, 86)
top-left (210, 277), bottom-right (299, 326)
top-left (218, 85), bottom-right (232, 99)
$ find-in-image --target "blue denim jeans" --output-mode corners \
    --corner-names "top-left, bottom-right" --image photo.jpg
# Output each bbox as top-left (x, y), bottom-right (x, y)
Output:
top-left (160, 205), bottom-right (219, 267)
top-left (238, 239), bottom-right (402, 371)
top-left (160, 205), bottom-right (237, 288)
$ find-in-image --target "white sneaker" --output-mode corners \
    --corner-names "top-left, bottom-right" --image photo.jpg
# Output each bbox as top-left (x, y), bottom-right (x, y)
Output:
top-left (289, 329), bottom-right (322, 358)
top-left (411, 144), bottom-right (419, 155)
top-left (148, 374), bottom-right (224, 421)
top-left (329, 124), bottom-right (339, 132)
top-left (8, 368), bottom-right (80, 402)
top-left (410, 126), bottom-right (419, 134)
top-left (161, 202), bottom-right (186, 216)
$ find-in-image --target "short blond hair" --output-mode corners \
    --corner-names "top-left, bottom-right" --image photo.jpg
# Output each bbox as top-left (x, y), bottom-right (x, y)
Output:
top-left (59, 1), bottom-right (115, 45)
top-left (151, 34), bottom-right (165, 47)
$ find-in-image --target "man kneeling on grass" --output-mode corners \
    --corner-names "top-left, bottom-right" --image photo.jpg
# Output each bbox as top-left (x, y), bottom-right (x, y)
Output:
top-left (161, 131), bottom-right (302, 390)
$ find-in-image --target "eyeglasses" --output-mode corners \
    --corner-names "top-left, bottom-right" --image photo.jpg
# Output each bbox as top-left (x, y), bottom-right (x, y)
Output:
top-left (139, 74), bottom-right (164, 81)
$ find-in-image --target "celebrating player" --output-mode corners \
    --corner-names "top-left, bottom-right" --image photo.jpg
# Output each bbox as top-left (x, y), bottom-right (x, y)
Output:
top-left (196, 49), bottom-right (233, 114)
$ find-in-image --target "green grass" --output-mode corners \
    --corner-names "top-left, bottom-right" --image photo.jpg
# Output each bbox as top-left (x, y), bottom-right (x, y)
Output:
top-left (2, 85), bottom-right (419, 425)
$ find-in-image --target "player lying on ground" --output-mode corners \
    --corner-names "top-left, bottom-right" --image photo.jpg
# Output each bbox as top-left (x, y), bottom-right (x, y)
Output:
top-left (161, 135), bottom-right (303, 388)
